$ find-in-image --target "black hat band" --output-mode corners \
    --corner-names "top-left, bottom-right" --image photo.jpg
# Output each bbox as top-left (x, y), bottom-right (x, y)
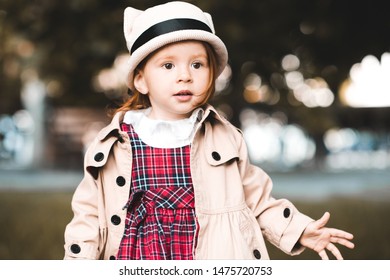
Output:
top-left (131, 18), bottom-right (213, 54)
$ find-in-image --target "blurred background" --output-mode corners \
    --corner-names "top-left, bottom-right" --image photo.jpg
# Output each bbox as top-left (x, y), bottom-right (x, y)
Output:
top-left (1, 0), bottom-right (390, 259)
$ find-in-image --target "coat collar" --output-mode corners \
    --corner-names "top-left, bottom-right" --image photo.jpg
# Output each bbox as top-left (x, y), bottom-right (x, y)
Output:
top-left (196, 104), bottom-right (230, 126)
top-left (96, 104), bottom-right (228, 141)
top-left (96, 110), bottom-right (126, 141)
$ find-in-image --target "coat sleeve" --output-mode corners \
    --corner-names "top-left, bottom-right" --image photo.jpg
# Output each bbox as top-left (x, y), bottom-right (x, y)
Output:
top-left (63, 139), bottom-right (104, 260)
top-left (236, 130), bottom-right (314, 255)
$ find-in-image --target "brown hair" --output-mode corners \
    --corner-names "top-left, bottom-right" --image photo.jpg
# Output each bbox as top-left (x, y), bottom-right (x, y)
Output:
top-left (114, 41), bottom-right (218, 114)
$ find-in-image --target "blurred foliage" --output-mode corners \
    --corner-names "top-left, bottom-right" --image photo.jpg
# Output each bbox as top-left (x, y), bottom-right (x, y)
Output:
top-left (1, 0), bottom-right (390, 129)
top-left (0, 191), bottom-right (389, 259)
top-left (0, 191), bottom-right (73, 259)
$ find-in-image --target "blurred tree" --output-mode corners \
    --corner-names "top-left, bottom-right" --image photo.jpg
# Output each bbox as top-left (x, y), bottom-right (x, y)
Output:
top-left (1, 0), bottom-right (389, 136)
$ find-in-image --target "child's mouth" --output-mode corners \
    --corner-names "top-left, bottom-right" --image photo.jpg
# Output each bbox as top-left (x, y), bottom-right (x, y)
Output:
top-left (174, 91), bottom-right (193, 96)
top-left (174, 91), bottom-right (193, 101)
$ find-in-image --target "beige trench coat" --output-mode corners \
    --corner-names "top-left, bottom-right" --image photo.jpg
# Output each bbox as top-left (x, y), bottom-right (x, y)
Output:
top-left (64, 104), bottom-right (313, 260)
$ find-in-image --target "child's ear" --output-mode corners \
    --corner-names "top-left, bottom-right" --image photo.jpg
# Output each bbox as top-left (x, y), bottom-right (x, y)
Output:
top-left (133, 71), bottom-right (148, 95)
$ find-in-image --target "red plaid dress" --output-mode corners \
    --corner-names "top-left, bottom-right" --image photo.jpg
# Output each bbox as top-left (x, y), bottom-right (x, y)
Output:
top-left (116, 123), bottom-right (197, 260)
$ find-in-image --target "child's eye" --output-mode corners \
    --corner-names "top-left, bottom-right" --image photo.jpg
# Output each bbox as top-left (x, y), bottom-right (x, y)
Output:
top-left (162, 63), bottom-right (174, 70)
top-left (192, 62), bottom-right (202, 69)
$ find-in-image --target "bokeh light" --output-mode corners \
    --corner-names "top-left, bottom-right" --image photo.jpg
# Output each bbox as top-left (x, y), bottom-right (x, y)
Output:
top-left (323, 127), bottom-right (390, 170)
top-left (215, 64), bottom-right (232, 93)
top-left (92, 53), bottom-right (129, 98)
top-left (240, 108), bottom-right (315, 170)
top-left (340, 52), bottom-right (390, 107)
top-left (282, 53), bottom-right (335, 108)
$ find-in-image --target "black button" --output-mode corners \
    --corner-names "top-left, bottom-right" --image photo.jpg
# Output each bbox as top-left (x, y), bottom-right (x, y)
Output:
top-left (116, 176), bottom-right (126, 187)
top-left (212, 151), bottom-right (221, 161)
top-left (109, 255), bottom-right (116, 260)
top-left (253, 249), bottom-right (261, 259)
top-left (111, 215), bottom-right (121, 225)
top-left (94, 152), bottom-right (104, 162)
top-left (70, 244), bottom-right (81, 254)
top-left (283, 208), bottom-right (291, 218)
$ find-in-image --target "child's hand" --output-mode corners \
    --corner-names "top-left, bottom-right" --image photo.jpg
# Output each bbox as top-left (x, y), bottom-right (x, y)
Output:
top-left (299, 212), bottom-right (355, 260)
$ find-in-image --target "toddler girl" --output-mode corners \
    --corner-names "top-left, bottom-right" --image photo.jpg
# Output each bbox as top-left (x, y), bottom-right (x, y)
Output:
top-left (64, 1), bottom-right (354, 260)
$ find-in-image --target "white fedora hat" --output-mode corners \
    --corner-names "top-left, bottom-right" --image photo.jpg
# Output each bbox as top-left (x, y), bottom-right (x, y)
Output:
top-left (123, 1), bottom-right (228, 90)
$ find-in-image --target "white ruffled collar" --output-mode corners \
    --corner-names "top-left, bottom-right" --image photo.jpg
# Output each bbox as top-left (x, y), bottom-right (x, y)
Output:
top-left (123, 108), bottom-right (203, 148)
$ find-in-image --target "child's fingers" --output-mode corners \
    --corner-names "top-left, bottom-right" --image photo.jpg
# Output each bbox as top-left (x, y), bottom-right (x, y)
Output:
top-left (330, 236), bottom-right (355, 249)
top-left (326, 243), bottom-right (343, 260)
top-left (329, 229), bottom-right (354, 240)
top-left (318, 249), bottom-right (329, 260)
top-left (316, 212), bottom-right (331, 228)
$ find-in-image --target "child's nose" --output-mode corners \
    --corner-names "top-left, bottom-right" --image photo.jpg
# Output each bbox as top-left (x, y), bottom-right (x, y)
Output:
top-left (177, 67), bottom-right (192, 83)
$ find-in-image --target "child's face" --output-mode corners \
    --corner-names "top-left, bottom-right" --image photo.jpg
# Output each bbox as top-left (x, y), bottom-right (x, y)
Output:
top-left (134, 41), bottom-right (211, 120)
